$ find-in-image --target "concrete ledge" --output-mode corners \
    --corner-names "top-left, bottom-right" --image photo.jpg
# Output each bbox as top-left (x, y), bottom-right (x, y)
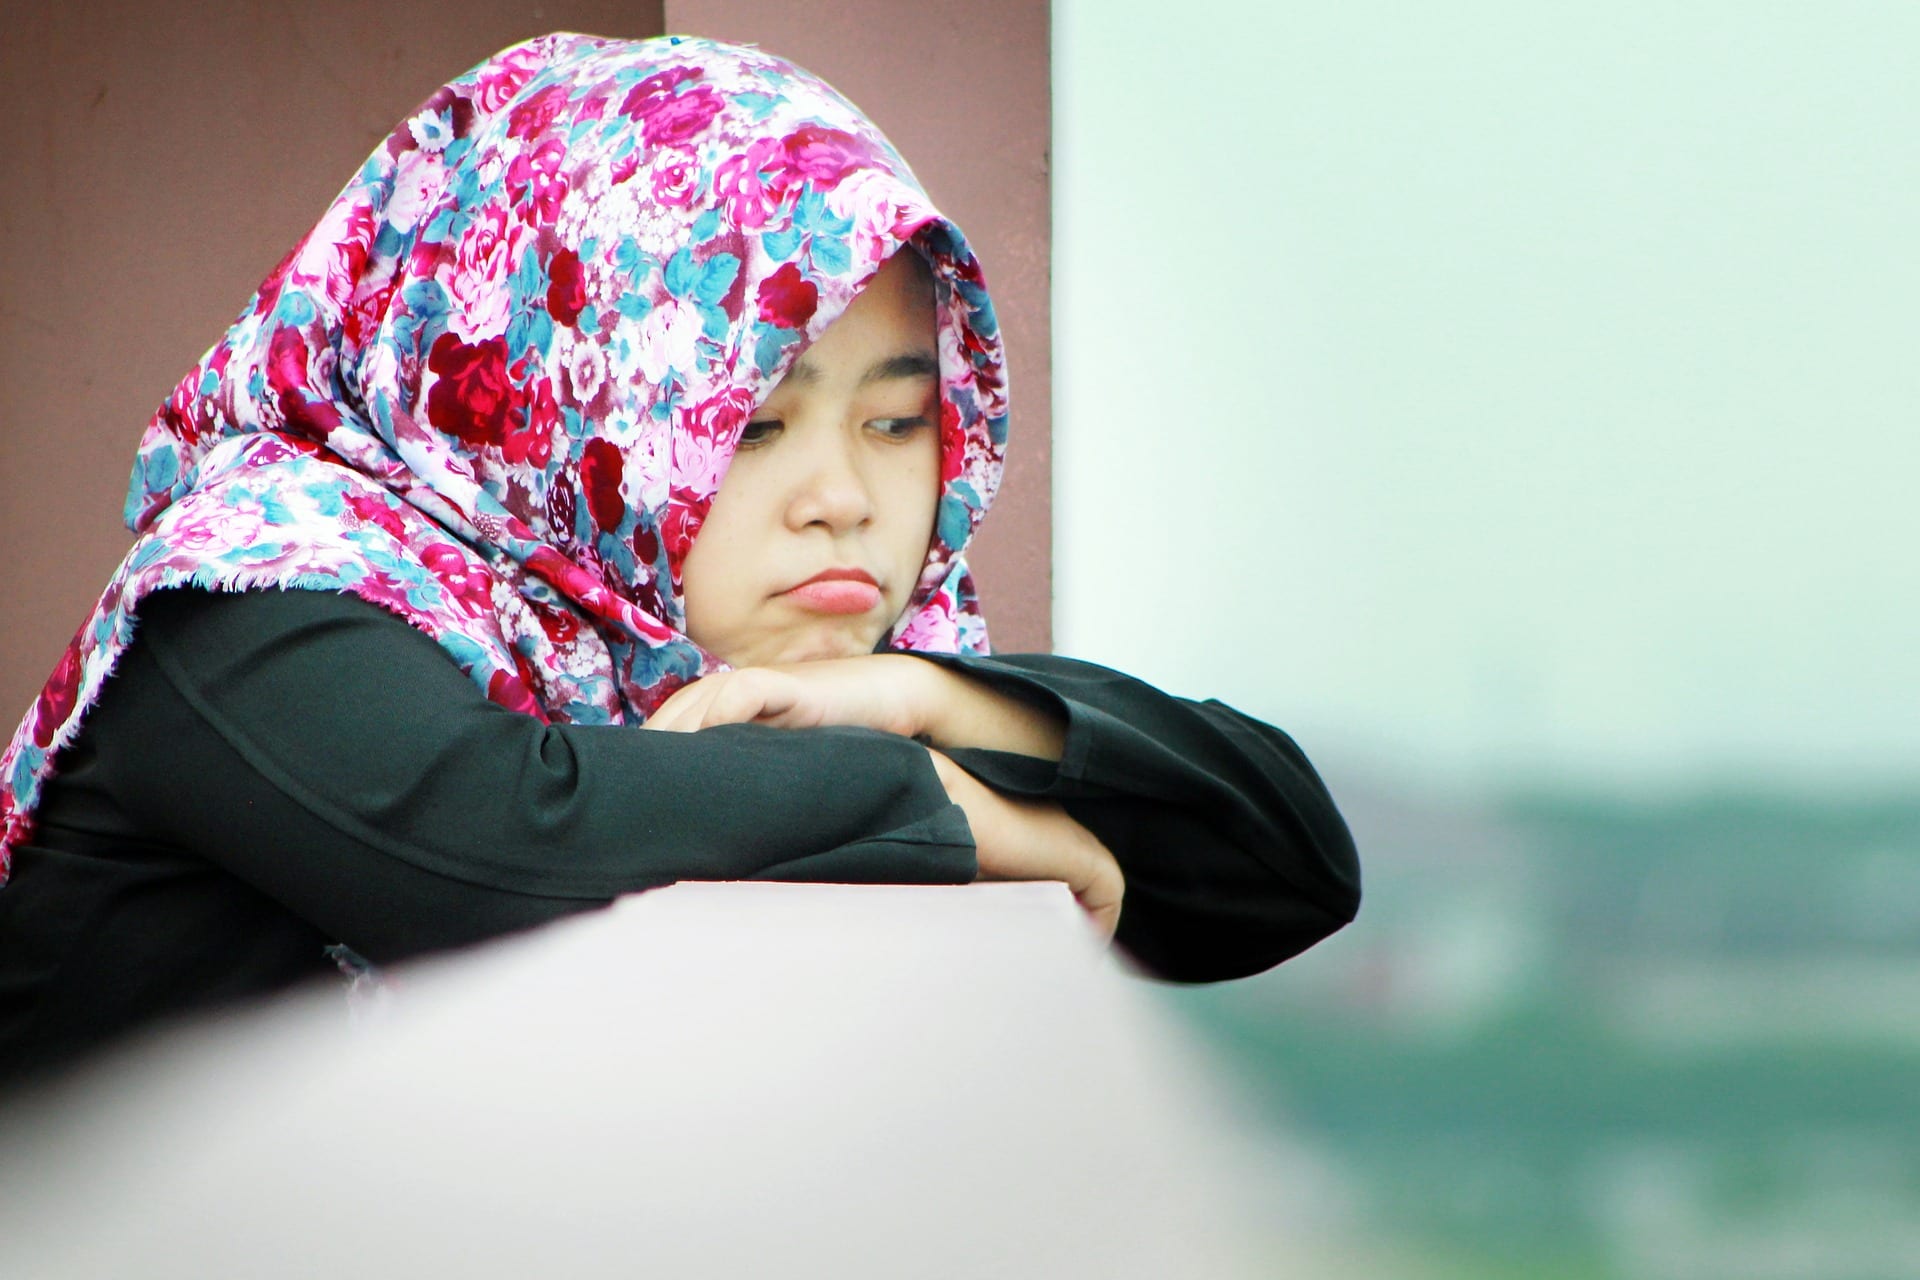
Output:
top-left (0, 883), bottom-right (1291, 1278)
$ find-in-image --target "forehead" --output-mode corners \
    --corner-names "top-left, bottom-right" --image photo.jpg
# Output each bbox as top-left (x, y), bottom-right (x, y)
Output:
top-left (777, 252), bottom-right (938, 388)
top-left (781, 351), bottom-right (939, 389)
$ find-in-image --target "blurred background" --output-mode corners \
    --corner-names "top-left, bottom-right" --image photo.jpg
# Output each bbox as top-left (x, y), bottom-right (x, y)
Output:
top-left (1052, 2), bottom-right (1920, 1275)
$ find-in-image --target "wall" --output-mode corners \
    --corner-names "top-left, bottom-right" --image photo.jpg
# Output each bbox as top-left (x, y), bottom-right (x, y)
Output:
top-left (1054, 0), bottom-right (1920, 795)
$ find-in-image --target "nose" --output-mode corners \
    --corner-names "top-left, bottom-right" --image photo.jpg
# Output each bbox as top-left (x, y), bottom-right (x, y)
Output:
top-left (783, 422), bottom-right (874, 534)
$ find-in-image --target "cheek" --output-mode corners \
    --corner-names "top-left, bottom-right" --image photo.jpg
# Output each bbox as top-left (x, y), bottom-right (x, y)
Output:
top-left (893, 435), bottom-right (943, 570)
top-left (684, 456), bottom-right (769, 571)
top-left (679, 500), bottom-right (747, 640)
top-left (677, 539), bottom-right (721, 643)
top-left (900, 432), bottom-right (940, 518)
top-left (678, 449), bottom-right (792, 641)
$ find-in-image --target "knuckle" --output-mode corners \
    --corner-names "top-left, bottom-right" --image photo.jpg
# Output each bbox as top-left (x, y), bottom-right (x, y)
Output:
top-left (713, 682), bottom-right (758, 723)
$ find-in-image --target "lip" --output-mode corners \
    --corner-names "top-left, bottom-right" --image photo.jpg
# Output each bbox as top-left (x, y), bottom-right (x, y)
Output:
top-left (781, 567), bottom-right (882, 616)
top-left (792, 567), bottom-right (880, 589)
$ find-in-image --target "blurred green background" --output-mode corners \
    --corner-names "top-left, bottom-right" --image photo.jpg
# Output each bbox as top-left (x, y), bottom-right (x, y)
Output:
top-left (1166, 790), bottom-right (1920, 1276)
top-left (1052, 3), bottom-right (1920, 1274)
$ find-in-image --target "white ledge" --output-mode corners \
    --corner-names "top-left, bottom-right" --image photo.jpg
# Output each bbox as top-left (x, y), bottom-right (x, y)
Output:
top-left (0, 882), bottom-right (1303, 1278)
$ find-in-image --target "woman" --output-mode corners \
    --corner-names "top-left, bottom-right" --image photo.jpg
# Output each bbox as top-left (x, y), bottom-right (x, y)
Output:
top-left (0, 34), bottom-right (1358, 1076)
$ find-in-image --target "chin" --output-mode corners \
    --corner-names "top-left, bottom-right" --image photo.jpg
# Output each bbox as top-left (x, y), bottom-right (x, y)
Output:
top-left (769, 628), bottom-right (882, 665)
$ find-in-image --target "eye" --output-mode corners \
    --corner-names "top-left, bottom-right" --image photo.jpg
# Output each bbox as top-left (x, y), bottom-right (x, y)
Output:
top-left (868, 416), bottom-right (933, 443)
top-left (739, 419), bottom-right (783, 448)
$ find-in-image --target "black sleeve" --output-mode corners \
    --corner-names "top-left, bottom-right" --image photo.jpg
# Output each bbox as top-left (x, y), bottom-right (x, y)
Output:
top-left (100, 588), bottom-right (975, 963)
top-left (904, 652), bottom-right (1361, 983)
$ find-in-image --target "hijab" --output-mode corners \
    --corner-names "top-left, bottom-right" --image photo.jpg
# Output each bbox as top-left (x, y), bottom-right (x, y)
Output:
top-left (0, 33), bottom-right (1009, 876)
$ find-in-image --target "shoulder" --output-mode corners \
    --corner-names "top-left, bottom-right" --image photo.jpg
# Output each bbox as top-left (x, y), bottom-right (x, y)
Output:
top-left (136, 586), bottom-right (434, 656)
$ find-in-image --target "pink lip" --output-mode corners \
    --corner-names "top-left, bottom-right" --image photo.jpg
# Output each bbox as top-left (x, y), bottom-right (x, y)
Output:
top-left (782, 568), bottom-right (882, 615)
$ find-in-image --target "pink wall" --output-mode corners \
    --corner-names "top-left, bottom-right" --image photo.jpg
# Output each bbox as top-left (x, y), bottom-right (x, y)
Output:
top-left (0, 2), bottom-right (1050, 725)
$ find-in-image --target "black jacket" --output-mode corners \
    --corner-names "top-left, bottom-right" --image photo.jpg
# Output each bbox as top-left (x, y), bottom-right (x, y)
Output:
top-left (0, 587), bottom-right (1359, 1078)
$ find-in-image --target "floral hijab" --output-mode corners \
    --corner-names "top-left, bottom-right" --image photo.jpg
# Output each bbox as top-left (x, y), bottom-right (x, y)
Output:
top-left (0, 33), bottom-right (1009, 874)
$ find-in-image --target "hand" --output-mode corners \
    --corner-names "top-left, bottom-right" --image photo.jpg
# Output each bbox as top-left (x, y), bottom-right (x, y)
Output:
top-left (646, 659), bottom-right (1117, 934)
top-left (643, 655), bottom-right (1065, 763)
top-left (928, 750), bottom-right (1124, 939)
top-left (642, 656), bottom-right (931, 738)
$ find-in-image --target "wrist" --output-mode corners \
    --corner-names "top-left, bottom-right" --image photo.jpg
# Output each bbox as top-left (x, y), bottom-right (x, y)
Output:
top-left (900, 656), bottom-right (1067, 763)
top-left (899, 656), bottom-right (963, 747)
top-left (924, 744), bottom-right (961, 796)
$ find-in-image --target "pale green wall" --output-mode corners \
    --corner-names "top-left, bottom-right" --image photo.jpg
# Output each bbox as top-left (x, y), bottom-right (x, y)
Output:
top-left (1053, 1), bottom-right (1918, 795)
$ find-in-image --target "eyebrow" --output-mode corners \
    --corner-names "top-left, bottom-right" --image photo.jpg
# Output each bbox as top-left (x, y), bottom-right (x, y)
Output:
top-left (785, 351), bottom-right (940, 388)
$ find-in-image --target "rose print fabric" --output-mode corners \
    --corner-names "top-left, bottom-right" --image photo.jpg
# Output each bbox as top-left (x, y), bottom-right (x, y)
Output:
top-left (0, 34), bottom-right (1010, 876)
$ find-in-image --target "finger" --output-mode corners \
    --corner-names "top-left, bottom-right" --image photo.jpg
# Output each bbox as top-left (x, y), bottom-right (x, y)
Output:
top-left (674, 668), bottom-right (804, 731)
top-left (1076, 896), bottom-right (1122, 940)
top-left (700, 672), bottom-right (772, 729)
top-left (678, 677), bottom-right (736, 731)
top-left (641, 686), bottom-right (692, 732)
top-left (674, 669), bottom-right (793, 733)
top-left (725, 669), bottom-right (804, 728)
top-left (1071, 873), bottom-right (1124, 940)
top-left (645, 676), bottom-right (721, 733)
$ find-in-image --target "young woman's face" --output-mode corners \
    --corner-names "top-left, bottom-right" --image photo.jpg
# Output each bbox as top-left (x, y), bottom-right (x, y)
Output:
top-left (681, 251), bottom-right (942, 667)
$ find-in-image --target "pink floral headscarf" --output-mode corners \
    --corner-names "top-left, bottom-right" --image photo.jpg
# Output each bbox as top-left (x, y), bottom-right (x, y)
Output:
top-left (0, 33), bottom-right (1009, 874)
